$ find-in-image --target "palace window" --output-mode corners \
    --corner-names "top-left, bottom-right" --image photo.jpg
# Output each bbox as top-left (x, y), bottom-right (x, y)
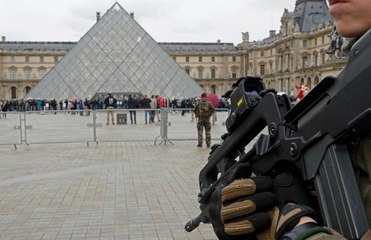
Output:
top-left (25, 86), bottom-right (31, 94)
top-left (211, 56), bottom-right (215, 62)
top-left (39, 67), bottom-right (46, 79)
top-left (24, 67), bottom-right (32, 80)
top-left (302, 56), bottom-right (308, 68)
top-left (198, 67), bottom-right (203, 78)
top-left (211, 68), bottom-right (216, 78)
top-left (231, 66), bottom-right (238, 79)
top-left (260, 64), bottom-right (265, 75)
top-left (303, 40), bottom-right (307, 48)
top-left (186, 56), bottom-right (189, 62)
top-left (11, 86), bottom-right (17, 99)
top-left (9, 67), bottom-right (17, 80)
top-left (199, 56), bottom-right (202, 62)
top-left (211, 85), bottom-right (217, 94)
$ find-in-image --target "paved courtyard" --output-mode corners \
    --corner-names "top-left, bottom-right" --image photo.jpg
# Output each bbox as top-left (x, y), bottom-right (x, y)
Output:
top-left (0, 110), bottom-right (234, 240)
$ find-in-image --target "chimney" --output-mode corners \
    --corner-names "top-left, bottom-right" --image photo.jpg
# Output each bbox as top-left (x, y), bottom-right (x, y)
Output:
top-left (130, 12), bottom-right (134, 19)
top-left (2, 36), bottom-right (5, 42)
top-left (269, 30), bottom-right (276, 38)
top-left (96, 12), bottom-right (100, 22)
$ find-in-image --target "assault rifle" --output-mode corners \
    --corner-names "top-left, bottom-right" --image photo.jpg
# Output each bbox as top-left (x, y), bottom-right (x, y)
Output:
top-left (185, 29), bottom-right (371, 240)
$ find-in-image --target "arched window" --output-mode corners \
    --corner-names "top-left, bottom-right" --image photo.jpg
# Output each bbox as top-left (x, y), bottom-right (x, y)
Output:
top-left (302, 55), bottom-right (309, 68)
top-left (307, 77), bottom-right (312, 89)
top-left (25, 86), bottom-right (32, 94)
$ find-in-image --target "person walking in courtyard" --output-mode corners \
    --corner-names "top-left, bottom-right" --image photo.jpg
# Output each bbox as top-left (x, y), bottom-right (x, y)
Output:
top-left (193, 93), bottom-right (214, 148)
top-left (104, 93), bottom-right (117, 125)
top-left (141, 95), bottom-right (151, 124)
top-left (127, 95), bottom-right (137, 124)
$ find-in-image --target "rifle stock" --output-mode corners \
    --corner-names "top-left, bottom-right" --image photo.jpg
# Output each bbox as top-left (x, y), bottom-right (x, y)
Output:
top-left (186, 29), bottom-right (371, 239)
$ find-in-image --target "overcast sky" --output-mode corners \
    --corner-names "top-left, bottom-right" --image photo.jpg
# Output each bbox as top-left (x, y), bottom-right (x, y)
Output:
top-left (1, 0), bottom-right (301, 44)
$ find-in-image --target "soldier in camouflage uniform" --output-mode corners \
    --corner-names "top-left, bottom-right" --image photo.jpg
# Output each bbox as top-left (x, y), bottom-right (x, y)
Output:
top-left (208, 0), bottom-right (371, 238)
top-left (193, 93), bottom-right (215, 148)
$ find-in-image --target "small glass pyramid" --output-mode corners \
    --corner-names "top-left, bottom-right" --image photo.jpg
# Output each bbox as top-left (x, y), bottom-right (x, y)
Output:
top-left (25, 2), bottom-right (203, 100)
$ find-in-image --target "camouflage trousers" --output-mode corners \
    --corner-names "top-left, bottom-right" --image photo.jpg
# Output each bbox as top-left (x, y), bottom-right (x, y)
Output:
top-left (197, 118), bottom-right (211, 146)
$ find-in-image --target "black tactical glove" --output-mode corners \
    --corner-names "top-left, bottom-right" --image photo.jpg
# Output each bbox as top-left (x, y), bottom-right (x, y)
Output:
top-left (208, 163), bottom-right (275, 240)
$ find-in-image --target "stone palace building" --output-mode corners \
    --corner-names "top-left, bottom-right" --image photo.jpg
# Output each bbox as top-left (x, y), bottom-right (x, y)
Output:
top-left (0, 0), bottom-right (347, 100)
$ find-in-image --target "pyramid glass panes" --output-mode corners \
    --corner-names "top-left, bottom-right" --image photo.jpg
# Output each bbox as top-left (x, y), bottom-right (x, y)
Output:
top-left (25, 2), bottom-right (203, 101)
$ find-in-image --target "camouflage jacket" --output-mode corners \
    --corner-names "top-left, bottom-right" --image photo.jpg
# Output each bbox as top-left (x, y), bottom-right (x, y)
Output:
top-left (193, 100), bottom-right (215, 119)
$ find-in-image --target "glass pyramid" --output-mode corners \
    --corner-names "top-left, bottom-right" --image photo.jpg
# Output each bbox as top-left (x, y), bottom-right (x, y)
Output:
top-left (25, 2), bottom-right (203, 100)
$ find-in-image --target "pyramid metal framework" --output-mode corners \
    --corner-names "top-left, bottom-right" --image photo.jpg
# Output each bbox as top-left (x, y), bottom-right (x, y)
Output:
top-left (25, 2), bottom-right (203, 100)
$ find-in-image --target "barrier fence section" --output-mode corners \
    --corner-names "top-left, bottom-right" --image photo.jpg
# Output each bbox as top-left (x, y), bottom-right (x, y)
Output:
top-left (0, 108), bottom-right (230, 149)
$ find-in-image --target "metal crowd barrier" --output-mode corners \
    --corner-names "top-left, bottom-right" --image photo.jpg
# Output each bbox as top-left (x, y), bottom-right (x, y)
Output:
top-left (0, 108), bottom-right (229, 149)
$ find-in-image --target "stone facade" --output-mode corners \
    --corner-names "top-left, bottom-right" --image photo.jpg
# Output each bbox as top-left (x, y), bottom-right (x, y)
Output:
top-left (0, 0), bottom-right (347, 100)
top-left (240, 11), bottom-right (346, 95)
top-left (0, 41), bottom-right (73, 100)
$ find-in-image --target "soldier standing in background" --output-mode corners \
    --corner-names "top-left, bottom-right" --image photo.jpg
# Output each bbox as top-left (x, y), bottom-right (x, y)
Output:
top-left (193, 93), bottom-right (215, 148)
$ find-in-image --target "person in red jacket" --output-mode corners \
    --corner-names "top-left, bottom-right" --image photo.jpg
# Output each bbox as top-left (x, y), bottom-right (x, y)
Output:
top-left (295, 84), bottom-right (309, 101)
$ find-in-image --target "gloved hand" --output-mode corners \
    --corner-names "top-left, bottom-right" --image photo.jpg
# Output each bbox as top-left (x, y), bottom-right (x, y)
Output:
top-left (208, 163), bottom-right (318, 240)
top-left (208, 163), bottom-right (275, 240)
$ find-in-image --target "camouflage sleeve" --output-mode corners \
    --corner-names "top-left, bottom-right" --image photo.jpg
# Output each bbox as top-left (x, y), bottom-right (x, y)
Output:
top-left (283, 225), bottom-right (346, 240)
top-left (349, 135), bottom-right (371, 224)
top-left (301, 227), bottom-right (347, 240)
top-left (193, 104), bottom-right (199, 117)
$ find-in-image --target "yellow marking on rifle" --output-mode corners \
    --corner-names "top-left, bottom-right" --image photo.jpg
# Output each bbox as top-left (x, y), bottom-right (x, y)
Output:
top-left (237, 98), bottom-right (243, 107)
